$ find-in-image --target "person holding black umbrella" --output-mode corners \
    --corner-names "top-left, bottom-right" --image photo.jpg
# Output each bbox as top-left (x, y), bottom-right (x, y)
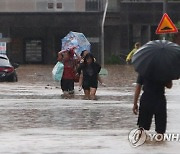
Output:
top-left (133, 75), bottom-right (172, 134)
top-left (131, 40), bottom-right (180, 135)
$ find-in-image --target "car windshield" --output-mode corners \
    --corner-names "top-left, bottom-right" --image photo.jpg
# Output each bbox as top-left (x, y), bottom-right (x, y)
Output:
top-left (0, 57), bottom-right (11, 67)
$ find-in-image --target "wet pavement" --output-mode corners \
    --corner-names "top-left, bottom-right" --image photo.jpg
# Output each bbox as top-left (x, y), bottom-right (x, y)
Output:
top-left (0, 65), bottom-right (180, 153)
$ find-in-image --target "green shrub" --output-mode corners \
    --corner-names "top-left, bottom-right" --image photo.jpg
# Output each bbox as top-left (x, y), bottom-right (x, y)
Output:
top-left (106, 54), bottom-right (126, 64)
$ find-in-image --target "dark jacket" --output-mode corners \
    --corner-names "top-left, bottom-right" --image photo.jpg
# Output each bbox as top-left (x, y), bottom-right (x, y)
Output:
top-left (78, 62), bottom-right (101, 81)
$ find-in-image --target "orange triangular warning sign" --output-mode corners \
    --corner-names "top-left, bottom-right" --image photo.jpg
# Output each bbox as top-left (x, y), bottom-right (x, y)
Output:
top-left (156, 13), bottom-right (178, 34)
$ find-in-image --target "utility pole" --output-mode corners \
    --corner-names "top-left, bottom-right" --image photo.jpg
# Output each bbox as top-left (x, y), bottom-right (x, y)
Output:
top-left (101, 0), bottom-right (108, 68)
top-left (163, 0), bottom-right (168, 40)
top-left (163, 0), bottom-right (168, 14)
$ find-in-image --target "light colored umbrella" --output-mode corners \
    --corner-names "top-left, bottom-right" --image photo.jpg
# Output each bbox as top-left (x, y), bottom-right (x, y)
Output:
top-left (61, 31), bottom-right (91, 55)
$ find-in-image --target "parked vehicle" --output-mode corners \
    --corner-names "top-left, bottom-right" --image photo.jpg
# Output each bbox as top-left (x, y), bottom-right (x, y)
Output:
top-left (0, 54), bottom-right (19, 82)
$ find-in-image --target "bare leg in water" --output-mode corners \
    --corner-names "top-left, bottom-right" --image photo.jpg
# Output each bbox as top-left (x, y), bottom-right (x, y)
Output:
top-left (90, 88), bottom-right (97, 100)
top-left (84, 90), bottom-right (90, 100)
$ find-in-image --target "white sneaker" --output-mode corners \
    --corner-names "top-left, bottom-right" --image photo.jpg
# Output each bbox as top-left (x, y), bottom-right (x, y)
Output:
top-left (101, 83), bottom-right (106, 87)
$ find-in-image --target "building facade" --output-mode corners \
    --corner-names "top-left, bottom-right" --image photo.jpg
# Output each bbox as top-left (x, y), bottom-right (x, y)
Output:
top-left (0, 0), bottom-right (103, 64)
top-left (0, 0), bottom-right (180, 64)
top-left (105, 0), bottom-right (180, 62)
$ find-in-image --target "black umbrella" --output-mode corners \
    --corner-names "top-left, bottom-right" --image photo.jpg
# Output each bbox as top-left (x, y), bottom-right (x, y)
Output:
top-left (132, 40), bottom-right (180, 82)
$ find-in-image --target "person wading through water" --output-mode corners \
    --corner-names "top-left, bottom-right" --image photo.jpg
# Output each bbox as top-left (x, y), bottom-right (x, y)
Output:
top-left (133, 74), bottom-right (173, 135)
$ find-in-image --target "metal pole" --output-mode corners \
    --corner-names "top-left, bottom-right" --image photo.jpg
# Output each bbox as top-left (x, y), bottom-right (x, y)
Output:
top-left (163, 0), bottom-right (167, 14)
top-left (163, 0), bottom-right (168, 40)
top-left (101, 0), bottom-right (108, 68)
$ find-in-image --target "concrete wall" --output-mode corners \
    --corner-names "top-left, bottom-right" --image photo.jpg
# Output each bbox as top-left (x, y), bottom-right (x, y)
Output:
top-left (0, 0), bottom-right (86, 12)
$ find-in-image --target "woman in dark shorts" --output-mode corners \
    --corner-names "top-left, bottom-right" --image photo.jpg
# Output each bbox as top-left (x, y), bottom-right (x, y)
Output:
top-left (79, 53), bottom-right (101, 100)
top-left (133, 75), bottom-right (172, 134)
top-left (77, 50), bottom-right (105, 91)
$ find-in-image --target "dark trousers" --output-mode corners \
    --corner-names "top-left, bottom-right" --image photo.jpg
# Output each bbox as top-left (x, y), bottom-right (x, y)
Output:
top-left (61, 79), bottom-right (74, 92)
top-left (137, 93), bottom-right (167, 134)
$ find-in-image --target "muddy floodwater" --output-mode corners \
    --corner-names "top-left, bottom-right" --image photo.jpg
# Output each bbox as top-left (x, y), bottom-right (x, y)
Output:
top-left (0, 65), bottom-right (180, 154)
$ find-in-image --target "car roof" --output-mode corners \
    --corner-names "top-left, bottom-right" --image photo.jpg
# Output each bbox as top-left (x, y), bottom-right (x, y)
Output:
top-left (0, 54), bottom-right (12, 67)
top-left (0, 54), bottom-right (8, 60)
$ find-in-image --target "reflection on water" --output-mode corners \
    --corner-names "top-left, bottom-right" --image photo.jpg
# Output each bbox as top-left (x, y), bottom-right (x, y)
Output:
top-left (0, 65), bottom-right (179, 153)
top-left (0, 65), bottom-right (138, 131)
top-left (0, 104), bottom-right (136, 131)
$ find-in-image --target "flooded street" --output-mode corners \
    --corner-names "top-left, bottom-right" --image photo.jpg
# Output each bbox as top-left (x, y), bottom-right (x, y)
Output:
top-left (0, 65), bottom-right (180, 153)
